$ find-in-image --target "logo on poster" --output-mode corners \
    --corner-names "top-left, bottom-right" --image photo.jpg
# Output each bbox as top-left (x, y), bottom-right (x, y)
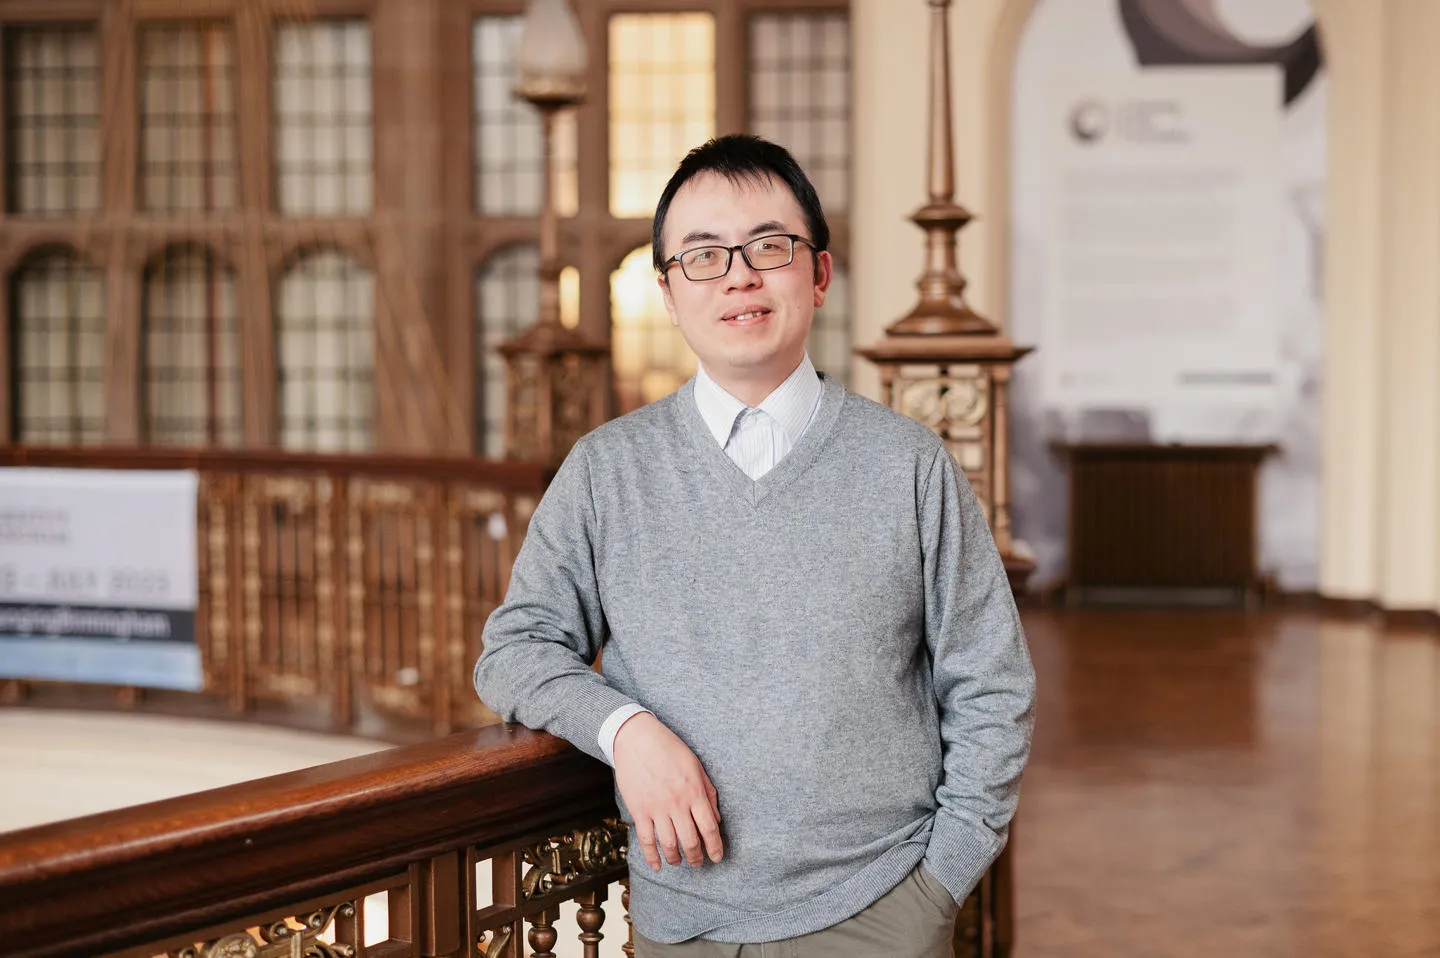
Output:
top-left (1067, 97), bottom-right (1189, 145)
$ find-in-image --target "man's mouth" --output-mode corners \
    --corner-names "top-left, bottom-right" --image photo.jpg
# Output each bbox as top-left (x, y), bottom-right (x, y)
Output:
top-left (722, 308), bottom-right (771, 326)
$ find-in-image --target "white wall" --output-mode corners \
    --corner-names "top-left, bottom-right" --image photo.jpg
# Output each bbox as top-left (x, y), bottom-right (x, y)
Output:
top-left (1312, 0), bottom-right (1384, 604)
top-left (1369, 0), bottom-right (1440, 611)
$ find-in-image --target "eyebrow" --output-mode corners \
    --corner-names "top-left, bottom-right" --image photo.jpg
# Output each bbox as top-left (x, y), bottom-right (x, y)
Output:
top-left (678, 220), bottom-right (791, 246)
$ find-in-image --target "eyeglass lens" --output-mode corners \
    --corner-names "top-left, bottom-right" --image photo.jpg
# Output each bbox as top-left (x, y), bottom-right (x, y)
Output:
top-left (679, 235), bottom-right (795, 280)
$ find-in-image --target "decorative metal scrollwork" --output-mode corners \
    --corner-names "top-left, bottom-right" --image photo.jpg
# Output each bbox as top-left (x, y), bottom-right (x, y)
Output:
top-left (899, 380), bottom-right (946, 427)
top-left (521, 818), bottom-right (629, 900)
top-left (174, 936), bottom-right (257, 958)
top-left (170, 903), bottom-right (355, 958)
top-left (942, 377), bottom-right (987, 426)
top-left (477, 924), bottom-right (513, 956)
top-left (898, 376), bottom-right (988, 431)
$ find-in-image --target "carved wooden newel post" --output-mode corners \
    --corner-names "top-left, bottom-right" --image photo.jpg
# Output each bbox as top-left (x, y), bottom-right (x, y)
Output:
top-left (855, 0), bottom-right (1035, 590)
top-left (856, 1), bottom-right (1035, 955)
top-left (499, 0), bottom-right (609, 466)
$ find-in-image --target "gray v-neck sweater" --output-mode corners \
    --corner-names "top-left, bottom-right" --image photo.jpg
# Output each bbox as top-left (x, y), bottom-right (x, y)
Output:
top-left (474, 375), bottom-right (1035, 944)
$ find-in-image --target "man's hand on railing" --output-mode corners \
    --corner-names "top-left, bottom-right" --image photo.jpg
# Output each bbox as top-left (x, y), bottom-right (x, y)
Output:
top-left (612, 711), bottom-right (725, 872)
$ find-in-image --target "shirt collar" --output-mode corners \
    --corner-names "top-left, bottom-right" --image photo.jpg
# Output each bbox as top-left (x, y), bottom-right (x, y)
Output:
top-left (693, 355), bottom-right (823, 448)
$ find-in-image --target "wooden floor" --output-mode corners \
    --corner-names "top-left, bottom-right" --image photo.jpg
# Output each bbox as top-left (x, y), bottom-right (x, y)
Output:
top-left (3, 608), bottom-right (1438, 956)
top-left (1014, 607), bottom-right (1440, 957)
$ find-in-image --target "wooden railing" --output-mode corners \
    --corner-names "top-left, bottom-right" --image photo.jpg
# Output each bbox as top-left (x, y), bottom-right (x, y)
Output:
top-left (0, 724), bottom-right (631, 958)
top-left (0, 446), bottom-right (1014, 958)
top-left (0, 447), bottom-right (553, 741)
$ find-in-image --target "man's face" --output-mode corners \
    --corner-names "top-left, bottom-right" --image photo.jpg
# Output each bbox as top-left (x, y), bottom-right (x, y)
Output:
top-left (658, 171), bottom-right (832, 397)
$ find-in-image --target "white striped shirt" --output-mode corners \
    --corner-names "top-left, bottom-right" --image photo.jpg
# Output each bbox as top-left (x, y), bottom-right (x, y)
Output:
top-left (596, 355), bottom-right (825, 763)
top-left (692, 355), bottom-right (825, 480)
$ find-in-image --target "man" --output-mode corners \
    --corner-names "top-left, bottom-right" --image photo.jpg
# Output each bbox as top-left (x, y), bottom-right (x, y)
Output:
top-left (474, 134), bottom-right (1035, 957)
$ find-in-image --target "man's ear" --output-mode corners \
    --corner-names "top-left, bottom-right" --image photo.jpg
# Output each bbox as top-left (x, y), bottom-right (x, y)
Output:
top-left (813, 250), bottom-right (834, 308)
top-left (658, 273), bottom-right (680, 327)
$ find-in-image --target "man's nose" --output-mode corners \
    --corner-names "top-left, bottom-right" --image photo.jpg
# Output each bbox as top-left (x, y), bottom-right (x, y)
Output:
top-left (724, 252), bottom-right (763, 291)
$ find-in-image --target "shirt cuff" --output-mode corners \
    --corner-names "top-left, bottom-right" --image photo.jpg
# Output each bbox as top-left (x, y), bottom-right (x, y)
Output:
top-left (598, 703), bottom-right (652, 766)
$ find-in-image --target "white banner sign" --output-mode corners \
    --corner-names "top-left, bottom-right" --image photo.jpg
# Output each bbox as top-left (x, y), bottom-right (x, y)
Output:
top-left (1042, 68), bottom-right (1283, 408)
top-left (0, 468), bottom-right (202, 690)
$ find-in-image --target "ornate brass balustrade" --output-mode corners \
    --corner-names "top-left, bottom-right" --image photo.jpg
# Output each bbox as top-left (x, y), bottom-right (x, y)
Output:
top-left (0, 446), bottom-right (552, 741)
top-left (0, 724), bottom-right (629, 958)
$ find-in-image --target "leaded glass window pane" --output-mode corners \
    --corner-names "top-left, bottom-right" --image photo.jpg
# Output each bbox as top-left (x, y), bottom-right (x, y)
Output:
top-left (14, 250), bottom-right (105, 443)
top-left (273, 20), bottom-right (372, 216)
top-left (143, 247), bottom-right (242, 445)
top-left (748, 13), bottom-right (849, 214)
top-left (277, 250), bottom-right (374, 451)
top-left (608, 14), bottom-right (715, 218)
top-left (475, 245), bottom-right (538, 457)
top-left (139, 23), bottom-right (238, 213)
top-left (473, 17), bottom-right (577, 217)
top-left (6, 25), bottom-right (101, 216)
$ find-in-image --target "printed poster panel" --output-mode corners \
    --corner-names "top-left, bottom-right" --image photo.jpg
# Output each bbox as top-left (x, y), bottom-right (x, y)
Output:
top-left (1042, 68), bottom-right (1283, 408)
top-left (0, 468), bottom-right (202, 690)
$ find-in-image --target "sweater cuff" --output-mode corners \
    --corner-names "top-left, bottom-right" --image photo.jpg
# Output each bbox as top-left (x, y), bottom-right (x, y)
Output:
top-left (552, 680), bottom-right (646, 765)
top-left (923, 811), bottom-right (1005, 904)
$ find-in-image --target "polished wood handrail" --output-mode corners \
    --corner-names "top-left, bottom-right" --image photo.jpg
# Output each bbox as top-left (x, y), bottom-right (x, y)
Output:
top-left (0, 725), bottom-right (617, 958)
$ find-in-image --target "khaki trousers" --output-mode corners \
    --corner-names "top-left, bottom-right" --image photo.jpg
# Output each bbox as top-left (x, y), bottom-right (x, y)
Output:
top-left (633, 865), bottom-right (958, 958)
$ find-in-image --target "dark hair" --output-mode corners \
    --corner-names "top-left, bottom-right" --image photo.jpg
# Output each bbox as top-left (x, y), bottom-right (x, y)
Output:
top-left (651, 133), bottom-right (830, 273)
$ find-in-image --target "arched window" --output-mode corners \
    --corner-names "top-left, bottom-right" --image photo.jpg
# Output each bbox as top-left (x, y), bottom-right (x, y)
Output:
top-left (11, 249), bottom-right (105, 444)
top-left (276, 249), bottom-right (373, 451)
top-left (474, 246), bottom-right (579, 456)
top-left (611, 245), bottom-right (695, 415)
top-left (474, 245), bottom-right (538, 458)
top-left (141, 246), bottom-right (241, 445)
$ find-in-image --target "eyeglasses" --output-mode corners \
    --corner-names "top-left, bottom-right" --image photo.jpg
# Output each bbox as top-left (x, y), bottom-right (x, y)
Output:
top-left (662, 233), bottom-right (814, 282)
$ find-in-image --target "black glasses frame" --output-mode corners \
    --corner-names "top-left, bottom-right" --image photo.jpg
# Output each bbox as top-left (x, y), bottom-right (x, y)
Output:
top-left (661, 232), bottom-right (815, 282)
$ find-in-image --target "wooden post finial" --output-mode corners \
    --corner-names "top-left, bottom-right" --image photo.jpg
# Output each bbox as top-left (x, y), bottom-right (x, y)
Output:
top-left (888, 0), bottom-right (997, 336)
